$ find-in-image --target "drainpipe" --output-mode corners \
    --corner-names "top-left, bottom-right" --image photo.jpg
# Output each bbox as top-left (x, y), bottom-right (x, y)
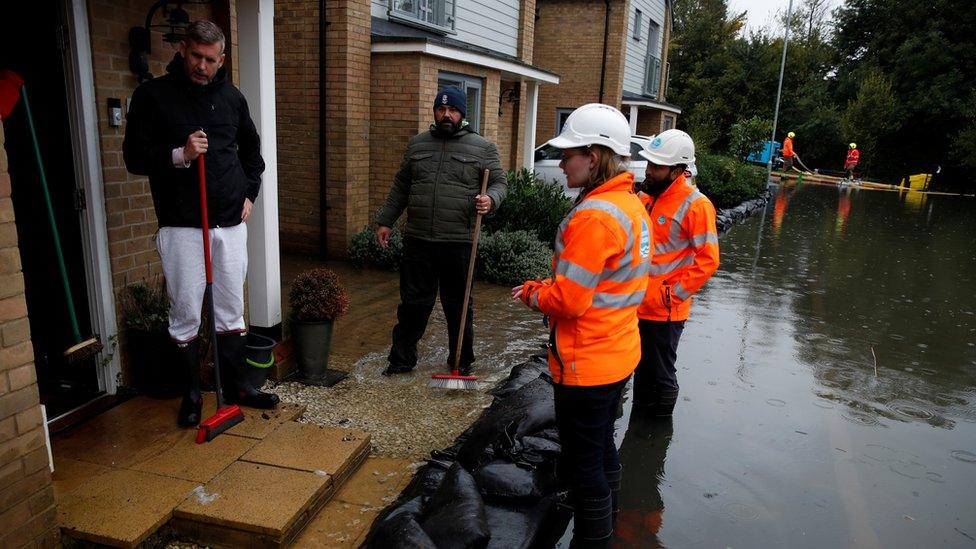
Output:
top-left (319, 0), bottom-right (329, 257)
top-left (599, 0), bottom-right (610, 103)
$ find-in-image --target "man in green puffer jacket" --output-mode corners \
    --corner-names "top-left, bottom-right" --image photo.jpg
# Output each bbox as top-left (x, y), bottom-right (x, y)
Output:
top-left (375, 87), bottom-right (507, 377)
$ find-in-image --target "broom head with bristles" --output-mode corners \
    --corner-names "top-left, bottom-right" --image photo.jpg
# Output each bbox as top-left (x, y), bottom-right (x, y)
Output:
top-left (429, 372), bottom-right (479, 390)
top-left (63, 337), bottom-right (103, 364)
top-left (196, 405), bottom-right (245, 443)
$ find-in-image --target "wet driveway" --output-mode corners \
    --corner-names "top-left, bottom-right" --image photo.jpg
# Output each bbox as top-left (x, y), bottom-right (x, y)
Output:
top-left (608, 182), bottom-right (976, 547)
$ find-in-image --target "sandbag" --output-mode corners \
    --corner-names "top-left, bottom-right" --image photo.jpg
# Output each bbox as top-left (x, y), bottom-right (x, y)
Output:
top-left (474, 461), bottom-right (555, 501)
top-left (457, 377), bottom-right (556, 469)
top-left (421, 462), bottom-right (491, 549)
top-left (484, 495), bottom-right (564, 549)
top-left (366, 497), bottom-right (434, 548)
top-left (490, 357), bottom-right (550, 400)
top-left (401, 459), bottom-right (451, 500)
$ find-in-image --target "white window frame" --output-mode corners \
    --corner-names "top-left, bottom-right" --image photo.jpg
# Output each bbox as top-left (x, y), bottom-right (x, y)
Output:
top-left (389, 0), bottom-right (456, 34)
top-left (437, 72), bottom-right (483, 134)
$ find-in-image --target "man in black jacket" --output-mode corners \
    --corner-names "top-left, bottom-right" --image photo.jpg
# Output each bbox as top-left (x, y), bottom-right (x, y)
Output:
top-left (123, 21), bottom-right (278, 427)
top-left (375, 87), bottom-right (507, 377)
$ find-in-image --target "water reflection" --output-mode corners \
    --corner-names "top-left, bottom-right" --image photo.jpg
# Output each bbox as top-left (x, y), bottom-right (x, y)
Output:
top-left (613, 417), bottom-right (673, 548)
top-left (611, 182), bottom-right (976, 547)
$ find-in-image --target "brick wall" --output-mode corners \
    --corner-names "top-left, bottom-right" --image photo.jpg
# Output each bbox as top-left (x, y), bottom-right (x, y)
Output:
top-left (274, 1), bottom-right (322, 254)
top-left (497, 80), bottom-right (517, 170)
top-left (517, 0), bottom-right (537, 63)
top-left (533, 0), bottom-right (628, 145)
top-left (636, 109), bottom-right (664, 136)
top-left (324, 0), bottom-right (372, 257)
top-left (0, 118), bottom-right (60, 549)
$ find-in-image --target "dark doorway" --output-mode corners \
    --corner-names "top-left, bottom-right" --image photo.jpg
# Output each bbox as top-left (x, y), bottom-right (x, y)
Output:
top-left (1, 3), bottom-right (103, 418)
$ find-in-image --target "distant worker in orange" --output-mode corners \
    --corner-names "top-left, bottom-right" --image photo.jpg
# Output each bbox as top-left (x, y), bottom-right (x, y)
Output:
top-left (512, 103), bottom-right (651, 546)
top-left (781, 131), bottom-right (796, 171)
top-left (844, 142), bottom-right (860, 179)
top-left (634, 129), bottom-right (720, 418)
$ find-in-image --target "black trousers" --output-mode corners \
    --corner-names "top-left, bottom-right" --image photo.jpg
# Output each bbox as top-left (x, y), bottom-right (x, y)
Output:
top-left (633, 320), bottom-right (685, 404)
top-left (554, 377), bottom-right (629, 500)
top-left (388, 237), bottom-right (475, 370)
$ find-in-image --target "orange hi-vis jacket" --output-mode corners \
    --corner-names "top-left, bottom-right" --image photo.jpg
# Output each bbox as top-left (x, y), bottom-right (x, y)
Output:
top-left (520, 172), bottom-right (652, 386)
top-left (782, 137), bottom-right (794, 157)
top-left (638, 175), bottom-right (720, 322)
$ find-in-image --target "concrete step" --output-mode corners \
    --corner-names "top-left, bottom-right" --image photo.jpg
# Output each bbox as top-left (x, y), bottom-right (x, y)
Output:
top-left (50, 396), bottom-right (376, 547)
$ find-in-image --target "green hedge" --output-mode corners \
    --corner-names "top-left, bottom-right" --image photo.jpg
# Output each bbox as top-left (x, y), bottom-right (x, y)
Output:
top-left (483, 168), bottom-right (571, 245)
top-left (347, 224), bottom-right (403, 271)
top-left (476, 230), bottom-right (553, 286)
top-left (695, 153), bottom-right (767, 209)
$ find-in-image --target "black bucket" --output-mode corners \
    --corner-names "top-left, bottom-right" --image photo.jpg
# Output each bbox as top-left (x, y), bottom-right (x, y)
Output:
top-left (245, 332), bottom-right (276, 389)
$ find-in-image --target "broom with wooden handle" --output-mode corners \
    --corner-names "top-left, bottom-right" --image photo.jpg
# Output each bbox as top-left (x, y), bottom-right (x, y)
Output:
top-left (429, 169), bottom-right (490, 391)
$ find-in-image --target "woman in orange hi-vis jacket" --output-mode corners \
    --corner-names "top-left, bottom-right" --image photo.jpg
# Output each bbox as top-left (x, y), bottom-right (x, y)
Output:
top-left (512, 103), bottom-right (651, 546)
top-left (635, 129), bottom-right (720, 418)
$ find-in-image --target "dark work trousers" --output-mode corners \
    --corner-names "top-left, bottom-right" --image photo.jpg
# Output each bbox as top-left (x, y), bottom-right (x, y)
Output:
top-left (554, 377), bottom-right (629, 500)
top-left (633, 320), bottom-right (685, 404)
top-left (388, 237), bottom-right (475, 371)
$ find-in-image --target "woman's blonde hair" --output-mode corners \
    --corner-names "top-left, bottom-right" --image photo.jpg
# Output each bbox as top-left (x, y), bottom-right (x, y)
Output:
top-left (583, 145), bottom-right (629, 194)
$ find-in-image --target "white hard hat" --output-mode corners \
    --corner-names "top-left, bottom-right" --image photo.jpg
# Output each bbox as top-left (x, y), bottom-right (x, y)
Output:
top-left (638, 129), bottom-right (696, 166)
top-left (546, 103), bottom-right (631, 156)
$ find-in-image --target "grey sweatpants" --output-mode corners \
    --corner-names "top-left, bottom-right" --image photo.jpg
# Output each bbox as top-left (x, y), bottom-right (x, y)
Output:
top-left (157, 224), bottom-right (247, 342)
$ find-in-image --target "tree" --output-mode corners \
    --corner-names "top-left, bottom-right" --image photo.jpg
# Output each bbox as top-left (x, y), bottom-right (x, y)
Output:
top-left (842, 68), bottom-right (897, 175)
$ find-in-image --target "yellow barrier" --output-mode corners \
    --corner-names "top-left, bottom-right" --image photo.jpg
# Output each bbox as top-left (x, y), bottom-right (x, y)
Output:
top-left (907, 173), bottom-right (932, 191)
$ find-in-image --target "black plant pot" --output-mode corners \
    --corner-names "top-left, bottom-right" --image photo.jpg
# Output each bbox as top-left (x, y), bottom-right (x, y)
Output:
top-left (293, 319), bottom-right (347, 387)
top-left (127, 328), bottom-right (181, 399)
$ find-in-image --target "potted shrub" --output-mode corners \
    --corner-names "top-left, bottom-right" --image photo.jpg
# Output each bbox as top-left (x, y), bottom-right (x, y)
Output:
top-left (120, 278), bottom-right (180, 398)
top-left (288, 267), bottom-right (349, 384)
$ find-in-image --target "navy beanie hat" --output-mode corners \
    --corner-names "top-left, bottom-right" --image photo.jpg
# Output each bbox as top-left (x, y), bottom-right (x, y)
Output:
top-left (434, 87), bottom-right (467, 119)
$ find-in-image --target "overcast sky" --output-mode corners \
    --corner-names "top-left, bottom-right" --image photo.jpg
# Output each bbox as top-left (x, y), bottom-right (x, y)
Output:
top-left (728, 0), bottom-right (845, 35)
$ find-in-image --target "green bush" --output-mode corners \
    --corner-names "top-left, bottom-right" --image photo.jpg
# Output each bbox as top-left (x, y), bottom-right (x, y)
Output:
top-left (695, 153), bottom-right (767, 209)
top-left (347, 224), bottom-right (403, 270)
top-left (476, 230), bottom-right (553, 286)
top-left (484, 169), bottom-right (571, 245)
top-left (119, 279), bottom-right (169, 332)
top-left (729, 116), bottom-right (773, 159)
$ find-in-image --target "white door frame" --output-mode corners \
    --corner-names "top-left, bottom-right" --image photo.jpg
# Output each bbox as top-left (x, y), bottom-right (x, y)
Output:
top-left (238, 0), bottom-right (282, 331)
top-left (64, 0), bottom-right (120, 394)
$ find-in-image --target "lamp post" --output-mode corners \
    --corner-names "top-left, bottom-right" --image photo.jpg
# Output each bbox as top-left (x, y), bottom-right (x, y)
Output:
top-left (766, 0), bottom-right (795, 185)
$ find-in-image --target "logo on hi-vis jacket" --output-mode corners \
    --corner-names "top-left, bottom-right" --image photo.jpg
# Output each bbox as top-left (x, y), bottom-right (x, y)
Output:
top-left (658, 215), bottom-right (666, 225)
top-left (640, 220), bottom-right (651, 258)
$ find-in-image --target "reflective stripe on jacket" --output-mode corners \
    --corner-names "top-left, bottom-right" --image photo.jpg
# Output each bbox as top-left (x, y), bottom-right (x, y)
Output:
top-left (520, 172), bottom-right (651, 386)
top-left (782, 137), bottom-right (794, 157)
top-left (638, 175), bottom-right (719, 322)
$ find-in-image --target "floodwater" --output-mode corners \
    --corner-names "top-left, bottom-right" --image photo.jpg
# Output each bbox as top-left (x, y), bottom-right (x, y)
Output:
top-left (604, 181), bottom-right (976, 548)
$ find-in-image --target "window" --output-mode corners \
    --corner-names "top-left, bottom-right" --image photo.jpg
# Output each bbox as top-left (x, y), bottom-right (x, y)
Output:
top-left (644, 21), bottom-right (662, 97)
top-left (634, 9), bottom-right (643, 40)
top-left (438, 72), bottom-right (482, 133)
top-left (663, 115), bottom-right (675, 131)
top-left (390, 0), bottom-right (455, 33)
top-left (556, 108), bottom-right (574, 136)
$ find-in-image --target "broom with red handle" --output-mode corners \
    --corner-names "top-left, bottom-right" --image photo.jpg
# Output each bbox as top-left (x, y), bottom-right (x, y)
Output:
top-left (195, 153), bottom-right (245, 443)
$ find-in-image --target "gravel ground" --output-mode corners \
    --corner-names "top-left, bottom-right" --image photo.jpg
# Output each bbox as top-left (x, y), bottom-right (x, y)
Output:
top-left (265, 353), bottom-right (499, 460)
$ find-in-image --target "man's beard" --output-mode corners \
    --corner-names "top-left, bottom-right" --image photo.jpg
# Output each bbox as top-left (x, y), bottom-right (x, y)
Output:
top-left (643, 173), bottom-right (676, 196)
top-left (435, 117), bottom-right (460, 134)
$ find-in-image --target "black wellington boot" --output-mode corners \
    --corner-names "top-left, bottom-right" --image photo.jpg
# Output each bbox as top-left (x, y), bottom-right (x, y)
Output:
top-left (570, 492), bottom-right (614, 548)
top-left (176, 338), bottom-right (202, 427)
top-left (217, 332), bottom-right (280, 409)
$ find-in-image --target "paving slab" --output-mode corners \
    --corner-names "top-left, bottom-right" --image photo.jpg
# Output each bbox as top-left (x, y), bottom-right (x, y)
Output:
top-left (200, 393), bottom-right (305, 440)
top-left (52, 397), bottom-right (184, 468)
top-left (57, 468), bottom-right (197, 548)
top-left (130, 429), bottom-right (258, 483)
top-left (173, 461), bottom-right (333, 545)
top-left (51, 457), bottom-right (113, 497)
top-left (240, 422), bottom-right (370, 487)
top-left (291, 457), bottom-right (413, 548)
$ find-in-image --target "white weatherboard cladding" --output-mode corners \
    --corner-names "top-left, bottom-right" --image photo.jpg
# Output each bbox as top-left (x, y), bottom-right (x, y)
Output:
top-left (372, 0), bottom-right (520, 59)
top-left (623, 0), bottom-right (666, 96)
top-left (372, 0), bottom-right (387, 19)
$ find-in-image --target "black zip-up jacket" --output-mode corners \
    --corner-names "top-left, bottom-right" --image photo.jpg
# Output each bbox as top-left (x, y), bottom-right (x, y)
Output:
top-left (123, 54), bottom-right (264, 228)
